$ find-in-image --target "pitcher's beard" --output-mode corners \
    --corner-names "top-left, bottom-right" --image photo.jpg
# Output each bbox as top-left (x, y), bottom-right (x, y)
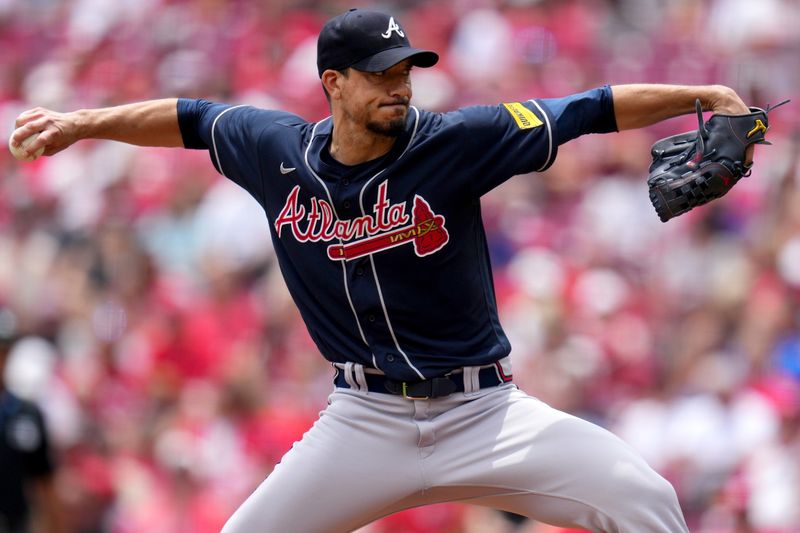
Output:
top-left (366, 117), bottom-right (406, 137)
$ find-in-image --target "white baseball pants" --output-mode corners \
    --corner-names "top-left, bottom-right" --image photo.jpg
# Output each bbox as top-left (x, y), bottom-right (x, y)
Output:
top-left (221, 383), bottom-right (688, 533)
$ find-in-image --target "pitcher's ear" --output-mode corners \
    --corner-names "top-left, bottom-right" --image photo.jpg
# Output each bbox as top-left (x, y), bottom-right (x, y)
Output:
top-left (322, 69), bottom-right (347, 101)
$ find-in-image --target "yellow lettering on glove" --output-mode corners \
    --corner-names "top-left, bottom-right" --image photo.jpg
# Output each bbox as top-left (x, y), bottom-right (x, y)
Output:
top-left (747, 119), bottom-right (767, 138)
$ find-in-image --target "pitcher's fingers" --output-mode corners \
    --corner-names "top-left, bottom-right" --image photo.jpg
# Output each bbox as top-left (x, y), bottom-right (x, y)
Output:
top-left (8, 119), bottom-right (47, 147)
top-left (8, 128), bottom-right (29, 149)
top-left (14, 107), bottom-right (47, 128)
top-left (25, 129), bottom-right (57, 156)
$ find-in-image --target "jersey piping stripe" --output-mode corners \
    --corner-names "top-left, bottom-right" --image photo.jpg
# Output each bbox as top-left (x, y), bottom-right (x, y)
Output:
top-left (210, 105), bottom-right (247, 175)
top-left (528, 99), bottom-right (554, 172)
top-left (367, 254), bottom-right (424, 379)
top-left (359, 107), bottom-right (425, 380)
top-left (303, 117), bottom-right (370, 349)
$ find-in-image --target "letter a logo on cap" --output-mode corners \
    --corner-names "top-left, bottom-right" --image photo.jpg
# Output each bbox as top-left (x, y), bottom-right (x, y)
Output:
top-left (381, 17), bottom-right (405, 39)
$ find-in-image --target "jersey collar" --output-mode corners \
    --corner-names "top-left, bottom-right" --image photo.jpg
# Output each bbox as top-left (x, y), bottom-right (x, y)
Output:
top-left (307, 107), bottom-right (420, 179)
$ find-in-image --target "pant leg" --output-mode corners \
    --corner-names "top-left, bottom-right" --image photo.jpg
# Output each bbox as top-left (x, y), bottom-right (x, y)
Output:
top-left (424, 386), bottom-right (688, 533)
top-left (221, 390), bottom-right (424, 533)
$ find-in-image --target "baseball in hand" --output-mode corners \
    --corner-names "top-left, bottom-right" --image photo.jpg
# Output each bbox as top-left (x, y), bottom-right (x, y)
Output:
top-left (8, 132), bottom-right (45, 162)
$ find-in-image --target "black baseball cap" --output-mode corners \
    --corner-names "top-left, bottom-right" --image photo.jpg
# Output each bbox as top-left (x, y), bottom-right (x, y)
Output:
top-left (317, 9), bottom-right (439, 77)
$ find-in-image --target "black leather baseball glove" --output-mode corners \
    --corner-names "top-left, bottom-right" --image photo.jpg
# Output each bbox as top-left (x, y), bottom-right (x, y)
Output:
top-left (647, 98), bottom-right (789, 222)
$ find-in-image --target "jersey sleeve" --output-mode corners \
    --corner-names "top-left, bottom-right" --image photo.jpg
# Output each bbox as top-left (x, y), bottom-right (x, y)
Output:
top-left (539, 84), bottom-right (618, 145)
top-left (177, 99), bottom-right (287, 205)
top-left (454, 85), bottom-right (617, 197)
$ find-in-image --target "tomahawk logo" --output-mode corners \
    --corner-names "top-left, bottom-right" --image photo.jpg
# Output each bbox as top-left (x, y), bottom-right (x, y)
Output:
top-left (327, 196), bottom-right (448, 260)
top-left (381, 17), bottom-right (405, 39)
top-left (274, 181), bottom-right (449, 260)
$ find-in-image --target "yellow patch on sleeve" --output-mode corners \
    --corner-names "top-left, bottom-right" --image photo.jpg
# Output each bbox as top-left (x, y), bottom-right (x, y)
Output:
top-left (502, 102), bottom-right (543, 130)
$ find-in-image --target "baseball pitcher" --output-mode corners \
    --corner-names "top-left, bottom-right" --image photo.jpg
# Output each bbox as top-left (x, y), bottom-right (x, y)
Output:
top-left (9, 9), bottom-right (785, 533)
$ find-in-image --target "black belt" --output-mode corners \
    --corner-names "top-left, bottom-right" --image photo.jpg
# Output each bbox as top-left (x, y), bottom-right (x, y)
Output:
top-left (334, 365), bottom-right (510, 399)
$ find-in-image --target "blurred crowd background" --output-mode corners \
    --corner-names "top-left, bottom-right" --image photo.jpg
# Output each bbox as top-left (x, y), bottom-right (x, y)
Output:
top-left (1, 0), bottom-right (799, 532)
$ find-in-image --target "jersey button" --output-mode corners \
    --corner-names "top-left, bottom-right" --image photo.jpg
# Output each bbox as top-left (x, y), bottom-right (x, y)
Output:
top-left (343, 201), bottom-right (351, 209)
top-left (342, 179), bottom-right (350, 186)
top-left (367, 314), bottom-right (376, 322)
top-left (355, 268), bottom-right (364, 276)
top-left (386, 354), bottom-right (395, 362)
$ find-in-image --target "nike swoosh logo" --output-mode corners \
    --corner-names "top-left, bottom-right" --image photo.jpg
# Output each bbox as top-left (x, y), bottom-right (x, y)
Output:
top-left (280, 162), bottom-right (296, 175)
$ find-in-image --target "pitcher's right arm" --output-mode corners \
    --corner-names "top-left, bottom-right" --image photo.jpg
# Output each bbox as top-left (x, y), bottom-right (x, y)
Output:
top-left (10, 98), bottom-right (183, 159)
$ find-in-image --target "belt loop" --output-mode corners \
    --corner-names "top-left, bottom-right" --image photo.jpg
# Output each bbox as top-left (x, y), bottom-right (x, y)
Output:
top-left (343, 362), bottom-right (357, 390)
top-left (353, 364), bottom-right (369, 392)
top-left (463, 366), bottom-right (480, 394)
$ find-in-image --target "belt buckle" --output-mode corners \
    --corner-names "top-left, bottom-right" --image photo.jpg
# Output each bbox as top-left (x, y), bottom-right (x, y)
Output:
top-left (401, 382), bottom-right (429, 400)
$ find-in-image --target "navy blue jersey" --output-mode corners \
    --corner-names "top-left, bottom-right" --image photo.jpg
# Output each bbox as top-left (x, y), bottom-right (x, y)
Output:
top-left (178, 86), bottom-right (616, 381)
